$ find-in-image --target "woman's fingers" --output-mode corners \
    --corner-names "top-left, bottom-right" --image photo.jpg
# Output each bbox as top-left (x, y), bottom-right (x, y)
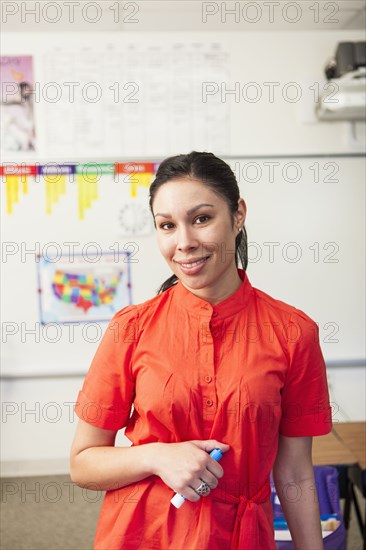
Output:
top-left (200, 469), bottom-right (219, 489)
top-left (154, 440), bottom-right (228, 500)
top-left (206, 459), bottom-right (224, 481)
top-left (180, 485), bottom-right (202, 502)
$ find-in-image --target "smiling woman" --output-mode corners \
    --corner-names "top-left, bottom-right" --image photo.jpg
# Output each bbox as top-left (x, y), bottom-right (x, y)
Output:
top-left (70, 151), bottom-right (333, 550)
top-left (150, 152), bottom-right (248, 302)
top-left (152, 181), bottom-right (246, 303)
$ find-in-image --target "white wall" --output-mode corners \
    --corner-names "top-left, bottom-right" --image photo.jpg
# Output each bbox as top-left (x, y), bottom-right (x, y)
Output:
top-left (1, 29), bottom-right (365, 476)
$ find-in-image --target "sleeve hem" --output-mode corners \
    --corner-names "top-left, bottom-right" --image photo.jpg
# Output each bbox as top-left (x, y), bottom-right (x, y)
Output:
top-left (279, 406), bottom-right (333, 437)
top-left (74, 389), bottom-right (131, 431)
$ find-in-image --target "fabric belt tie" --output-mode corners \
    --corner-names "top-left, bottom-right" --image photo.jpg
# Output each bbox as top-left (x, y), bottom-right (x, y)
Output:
top-left (206, 480), bottom-right (271, 550)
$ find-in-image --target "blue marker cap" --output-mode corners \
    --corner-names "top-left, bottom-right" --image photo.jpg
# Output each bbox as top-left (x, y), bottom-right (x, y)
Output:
top-left (209, 448), bottom-right (223, 461)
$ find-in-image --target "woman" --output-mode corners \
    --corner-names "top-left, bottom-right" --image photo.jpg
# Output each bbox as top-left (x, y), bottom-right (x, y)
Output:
top-left (70, 151), bottom-right (332, 550)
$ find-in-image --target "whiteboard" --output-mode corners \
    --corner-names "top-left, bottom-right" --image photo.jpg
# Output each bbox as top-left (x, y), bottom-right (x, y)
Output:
top-left (1, 154), bottom-right (365, 378)
top-left (232, 155), bottom-right (365, 365)
top-left (2, 30), bottom-right (366, 163)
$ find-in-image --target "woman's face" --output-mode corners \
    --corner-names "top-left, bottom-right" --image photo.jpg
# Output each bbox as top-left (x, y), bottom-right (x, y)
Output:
top-left (152, 177), bottom-right (246, 301)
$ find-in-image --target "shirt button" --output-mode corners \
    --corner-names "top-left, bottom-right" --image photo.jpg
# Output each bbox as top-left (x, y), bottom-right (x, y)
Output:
top-left (206, 399), bottom-right (213, 407)
top-left (204, 375), bottom-right (212, 383)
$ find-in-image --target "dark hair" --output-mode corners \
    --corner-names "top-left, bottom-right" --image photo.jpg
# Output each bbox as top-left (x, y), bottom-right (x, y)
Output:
top-left (148, 151), bottom-right (248, 294)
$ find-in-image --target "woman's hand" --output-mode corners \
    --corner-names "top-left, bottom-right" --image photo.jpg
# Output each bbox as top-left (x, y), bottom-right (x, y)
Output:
top-left (148, 440), bottom-right (230, 502)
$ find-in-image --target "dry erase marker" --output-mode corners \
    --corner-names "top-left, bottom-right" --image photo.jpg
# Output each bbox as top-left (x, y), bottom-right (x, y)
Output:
top-left (170, 448), bottom-right (223, 509)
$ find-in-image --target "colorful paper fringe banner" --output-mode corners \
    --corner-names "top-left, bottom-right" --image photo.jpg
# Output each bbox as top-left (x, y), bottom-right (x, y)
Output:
top-left (0, 165), bottom-right (36, 214)
top-left (1, 162), bottom-right (159, 219)
top-left (115, 163), bottom-right (155, 198)
top-left (39, 164), bottom-right (73, 215)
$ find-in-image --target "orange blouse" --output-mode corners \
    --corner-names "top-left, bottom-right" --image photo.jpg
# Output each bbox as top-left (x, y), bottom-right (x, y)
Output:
top-left (74, 268), bottom-right (332, 550)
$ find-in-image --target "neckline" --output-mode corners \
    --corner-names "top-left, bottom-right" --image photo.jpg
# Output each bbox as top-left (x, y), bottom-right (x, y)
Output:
top-left (173, 268), bottom-right (252, 319)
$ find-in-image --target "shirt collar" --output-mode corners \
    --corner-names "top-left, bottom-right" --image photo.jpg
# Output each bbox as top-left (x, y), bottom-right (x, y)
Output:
top-left (173, 268), bottom-right (252, 319)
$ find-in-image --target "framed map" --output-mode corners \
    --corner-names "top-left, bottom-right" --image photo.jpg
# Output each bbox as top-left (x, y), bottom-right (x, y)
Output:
top-left (37, 250), bottom-right (132, 324)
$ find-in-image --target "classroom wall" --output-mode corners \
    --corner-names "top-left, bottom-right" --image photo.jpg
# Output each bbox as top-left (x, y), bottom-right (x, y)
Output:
top-left (1, 29), bottom-right (365, 476)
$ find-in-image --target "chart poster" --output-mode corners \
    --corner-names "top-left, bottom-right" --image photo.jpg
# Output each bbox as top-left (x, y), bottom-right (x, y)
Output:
top-left (0, 56), bottom-right (36, 152)
top-left (37, 251), bottom-right (132, 324)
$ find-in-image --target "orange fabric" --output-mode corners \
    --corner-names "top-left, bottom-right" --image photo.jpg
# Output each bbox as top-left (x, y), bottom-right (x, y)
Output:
top-left (74, 268), bottom-right (332, 550)
top-left (207, 478), bottom-right (273, 550)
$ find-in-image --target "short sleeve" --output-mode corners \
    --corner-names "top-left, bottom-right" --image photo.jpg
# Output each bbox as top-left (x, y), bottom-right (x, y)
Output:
top-left (279, 311), bottom-right (333, 437)
top-left (74, 305), bottom-right (139, 431)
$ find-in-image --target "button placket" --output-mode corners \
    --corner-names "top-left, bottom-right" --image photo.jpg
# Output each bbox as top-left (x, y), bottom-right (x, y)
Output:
top-left (210, 318), bottom-right (222, 339)
top-left (198, 312), bottom-right (217, 433)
